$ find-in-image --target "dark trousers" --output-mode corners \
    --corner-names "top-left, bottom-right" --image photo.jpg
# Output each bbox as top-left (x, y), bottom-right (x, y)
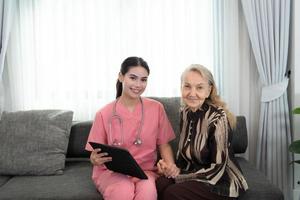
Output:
top-left (156, 176), bottom-right (236, 200)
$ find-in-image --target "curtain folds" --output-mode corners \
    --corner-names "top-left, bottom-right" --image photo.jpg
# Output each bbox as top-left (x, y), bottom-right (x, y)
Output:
top-left (5, 0), bottom-right (213, 120)
top-left (0, 0), bottom-right (16, 114)
top-left (213, 0), bottom-right (242, 113)
top-left (241, 0), bottom-right (292, 198)
top-left (212, 0), bottom-right (251, 117)
top-left (213, 0), bottom-right (260, 163)
top-left (212, 0), bottom-right (225, 97)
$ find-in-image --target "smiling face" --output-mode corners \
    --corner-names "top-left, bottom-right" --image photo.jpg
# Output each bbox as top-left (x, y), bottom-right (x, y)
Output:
top-left (118, 66), bottom-right (149, 99)
top-left (181, 70), bottom-right (212, 111)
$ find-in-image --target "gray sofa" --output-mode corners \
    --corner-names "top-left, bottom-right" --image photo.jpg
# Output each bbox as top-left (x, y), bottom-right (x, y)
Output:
top-left (0, 97), bottom-right (283, 199)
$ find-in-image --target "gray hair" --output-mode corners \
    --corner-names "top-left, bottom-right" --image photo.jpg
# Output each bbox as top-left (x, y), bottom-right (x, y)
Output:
top-left (179, 64), bottom-right (236, 128)
top-left (180, 64), bottom-right (215, 87)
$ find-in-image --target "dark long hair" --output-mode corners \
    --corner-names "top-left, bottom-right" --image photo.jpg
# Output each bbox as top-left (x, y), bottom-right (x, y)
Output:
top-left (116, 57), bottom-right (150, 98)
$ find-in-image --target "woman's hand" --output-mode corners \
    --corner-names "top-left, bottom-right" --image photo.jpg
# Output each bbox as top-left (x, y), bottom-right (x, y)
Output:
top-left (157, 159), bottom-right (165, 175)
top-left (90, 148), bottom-right (112, 166)
top-left (157, 159), bottom-right (180, 178)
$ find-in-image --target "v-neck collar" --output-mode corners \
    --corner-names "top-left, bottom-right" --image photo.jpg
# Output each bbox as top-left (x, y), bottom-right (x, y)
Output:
top-left (116, 98), bottom-right (142, 117)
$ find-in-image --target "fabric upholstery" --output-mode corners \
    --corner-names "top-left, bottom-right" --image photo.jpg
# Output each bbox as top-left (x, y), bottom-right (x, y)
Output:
top-left (231, 116), bottom-right (248, 153)
top-left (236, 157), bottom-right (284, 200)
top-left (0, 162), bottom-right (101, 200)
top-left (0, 176), bottom-right (11, 187)
top-left (66, 121), bottom-right (92, 158)
top-left (0, 97), bottom-right (283, 200)
top-left (0, 110), bottom-right (73, 175)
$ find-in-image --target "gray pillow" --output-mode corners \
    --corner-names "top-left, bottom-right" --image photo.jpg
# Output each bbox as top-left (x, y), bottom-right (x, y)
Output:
top-left (0, 110), bottom-right (73, 175)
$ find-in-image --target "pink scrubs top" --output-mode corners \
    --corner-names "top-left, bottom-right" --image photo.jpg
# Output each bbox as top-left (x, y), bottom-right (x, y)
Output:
top-left (85, 97), bottom-right (175, 181)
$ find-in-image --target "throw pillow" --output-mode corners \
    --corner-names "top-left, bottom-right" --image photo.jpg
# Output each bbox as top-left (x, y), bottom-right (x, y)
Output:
top-left (0, 110), bottom-right (73, 175)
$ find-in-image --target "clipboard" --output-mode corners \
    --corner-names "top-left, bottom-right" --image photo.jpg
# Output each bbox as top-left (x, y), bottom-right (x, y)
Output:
top-left (89, 142), bottom-right (148, 179)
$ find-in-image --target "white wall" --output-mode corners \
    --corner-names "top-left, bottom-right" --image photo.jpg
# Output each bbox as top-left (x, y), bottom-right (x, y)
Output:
top-left (292, 0), bottom-right (300, 199)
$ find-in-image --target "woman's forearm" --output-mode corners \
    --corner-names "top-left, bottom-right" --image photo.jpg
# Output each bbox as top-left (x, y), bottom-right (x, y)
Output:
top-left (158, 143), bottom-right (175, 164)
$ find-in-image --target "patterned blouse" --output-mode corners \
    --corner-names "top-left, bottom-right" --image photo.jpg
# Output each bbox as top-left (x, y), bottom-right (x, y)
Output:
top-left (175, 103), bottom-right (248, 197)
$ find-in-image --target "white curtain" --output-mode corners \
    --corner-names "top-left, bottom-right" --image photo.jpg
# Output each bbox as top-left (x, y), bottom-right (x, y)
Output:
top-left (4, 0), bottom-right (213, 120)
top-left (4, 0), bottom-right (264, 171)
top-left (241, 0), bottom-right (292, 199)
top-left (0, 0), bottom-right (16, 115)
top-left (213, 0), bottom-right (261, 163)
top-left (3, 0), bottom-right (263, 164)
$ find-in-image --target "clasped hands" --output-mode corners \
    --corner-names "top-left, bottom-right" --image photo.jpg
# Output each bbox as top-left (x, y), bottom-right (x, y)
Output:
top-left (90, 149), bottom-right (180, 179)
top-left (157, 159), bottom-right (180, 178)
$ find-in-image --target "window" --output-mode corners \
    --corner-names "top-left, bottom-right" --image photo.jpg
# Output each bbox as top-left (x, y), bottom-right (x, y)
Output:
top-left (6, 0), bottom-right (213, 120)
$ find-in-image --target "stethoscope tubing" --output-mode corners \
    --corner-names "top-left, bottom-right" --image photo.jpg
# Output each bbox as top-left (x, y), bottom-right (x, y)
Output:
top-left (108, 97), bottom-right (144, 146)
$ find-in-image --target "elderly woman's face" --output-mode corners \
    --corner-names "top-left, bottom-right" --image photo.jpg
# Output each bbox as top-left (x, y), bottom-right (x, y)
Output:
top-left (181, 71), bottom-right (211, 111)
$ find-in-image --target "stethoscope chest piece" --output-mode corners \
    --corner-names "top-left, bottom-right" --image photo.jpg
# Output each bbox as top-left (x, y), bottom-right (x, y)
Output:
top-left (113, 139), bottom-right (122, 146)
top-left (133, 138), bottom-right (142, 145)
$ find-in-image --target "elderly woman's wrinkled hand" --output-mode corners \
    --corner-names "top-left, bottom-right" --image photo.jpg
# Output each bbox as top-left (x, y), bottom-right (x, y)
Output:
top-left (157, 159), bottom-right (180, 178)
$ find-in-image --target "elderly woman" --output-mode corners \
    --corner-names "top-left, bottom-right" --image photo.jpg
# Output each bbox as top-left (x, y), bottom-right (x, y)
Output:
top-left (156, 64), bottom-right (248, 200)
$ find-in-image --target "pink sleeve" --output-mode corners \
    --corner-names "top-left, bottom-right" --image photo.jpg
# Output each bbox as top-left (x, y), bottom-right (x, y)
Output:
top-left (85, 111), bottom-right (108, 151)
top-left (156, 103), bottom-right (176, 145)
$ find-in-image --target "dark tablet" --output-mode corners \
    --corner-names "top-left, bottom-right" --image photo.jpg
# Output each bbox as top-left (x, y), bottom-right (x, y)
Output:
top-left (89, 142), bottom-right (148, 179)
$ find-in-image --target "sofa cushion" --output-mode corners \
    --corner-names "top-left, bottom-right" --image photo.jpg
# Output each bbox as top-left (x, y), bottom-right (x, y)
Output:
top-left (231, 116), bottom-right (248, 154)
top-left (66, 121), bottom-right (92, 158)
top-left (236, 157), bottom-right (284, 200)
top-left (0, 110), bottom-right (73, 175)
top-left (0, 162), bottom-right (102, 200)
top-left (0, 175), bottom-right (11, 187)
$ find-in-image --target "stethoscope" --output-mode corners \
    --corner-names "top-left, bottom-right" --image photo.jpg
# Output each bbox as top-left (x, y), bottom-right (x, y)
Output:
top-left (108, 97), bottom-right (144, 146)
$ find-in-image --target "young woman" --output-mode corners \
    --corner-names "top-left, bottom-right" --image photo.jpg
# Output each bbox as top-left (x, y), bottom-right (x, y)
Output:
top-left (85, 57), bottom-right (177, 200)
top-left (156, 64), bottom-right (248, 200)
